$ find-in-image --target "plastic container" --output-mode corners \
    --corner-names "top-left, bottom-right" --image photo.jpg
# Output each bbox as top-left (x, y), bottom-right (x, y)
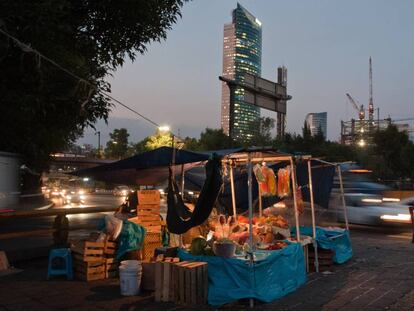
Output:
top-left (119, 260), bottom-right (142, 296)
top-left (213, 241), bottom-right (236, 258)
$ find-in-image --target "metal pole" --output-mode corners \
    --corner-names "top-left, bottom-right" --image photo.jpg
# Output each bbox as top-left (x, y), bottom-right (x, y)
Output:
top-left (181, 164), bottom-right (185, 199)
top-left (307, 160), bottom-right (319, 273)
top-left (258, 184), bottom-right (263, 217)
top-left (248, 154), bottom-right (254, 250)
top-left (290, 158), bottom-right (301, 242)
top-left (247, 152), bottom-right (254, 309)
top-left (337, 165), bottom-right (349, 231)
top-left (229, 165), bottom-right (237, 217)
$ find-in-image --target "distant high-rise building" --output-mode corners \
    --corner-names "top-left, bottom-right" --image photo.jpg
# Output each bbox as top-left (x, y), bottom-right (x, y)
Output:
top-left (221, 3), bottom-right (262, 141)
top-left (305, 112), bottom-right (327, 138)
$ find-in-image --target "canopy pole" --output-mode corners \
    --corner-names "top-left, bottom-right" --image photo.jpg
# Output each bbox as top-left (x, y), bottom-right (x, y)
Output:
top-left (229, 165), bottom-right (237, 217)
top-left (180, 164), bottom-right (185, 199)
top-left (290, 157), bottom-right (301, 242)
top-left (247, 152), bottom-right (254, 309)
top-left (258, 186), bottom-right (263, 217)
top-left (307, 159), bottom-right (319, 273)
top-left (337, 165), bottom-right (349, 231)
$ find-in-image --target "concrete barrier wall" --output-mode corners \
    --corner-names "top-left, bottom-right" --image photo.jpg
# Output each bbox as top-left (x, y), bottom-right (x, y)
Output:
top-left (0, 152), bottom-right (20, 208)
top-left (383, 190), bottom-right (414, 200)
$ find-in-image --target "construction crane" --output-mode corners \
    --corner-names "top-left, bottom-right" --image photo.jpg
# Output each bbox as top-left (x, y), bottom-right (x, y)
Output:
top-left (346, 93), bottom-right (365, 120)
top-left (368, 57), bottom-right (374, 121)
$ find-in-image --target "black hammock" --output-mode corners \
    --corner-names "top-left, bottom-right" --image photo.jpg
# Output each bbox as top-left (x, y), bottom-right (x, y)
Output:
top-left (166, 155), bottom-right (223, 234)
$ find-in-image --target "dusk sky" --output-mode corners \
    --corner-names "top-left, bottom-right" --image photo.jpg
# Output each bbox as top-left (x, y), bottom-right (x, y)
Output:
top-left (79, 0), bottom-right (414, 146)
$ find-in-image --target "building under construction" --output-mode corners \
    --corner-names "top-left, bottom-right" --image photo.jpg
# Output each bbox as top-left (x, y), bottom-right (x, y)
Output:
top-left (340, 58), bottom-right (413, 146)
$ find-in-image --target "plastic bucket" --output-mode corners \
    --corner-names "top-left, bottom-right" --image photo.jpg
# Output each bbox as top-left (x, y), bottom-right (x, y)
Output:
top-left (119, 260), bottom-right (142, 296)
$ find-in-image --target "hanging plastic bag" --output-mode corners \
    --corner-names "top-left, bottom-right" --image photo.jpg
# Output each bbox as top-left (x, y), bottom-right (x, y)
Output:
top-left (277, 167), bottom-right (291, 197)
top-left (262, 166), bottom-right (277, 196)
top-left (296, 186), bottom-right (304, 214)
top-left (253, 164), bottom-right (266, 183)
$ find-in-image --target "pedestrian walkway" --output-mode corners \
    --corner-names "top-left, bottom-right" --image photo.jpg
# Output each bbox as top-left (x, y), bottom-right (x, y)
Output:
top-left (0, 230), bottom-right (413, 310)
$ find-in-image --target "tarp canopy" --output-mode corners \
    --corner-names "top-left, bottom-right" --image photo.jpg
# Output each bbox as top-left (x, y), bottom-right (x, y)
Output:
top-left (71, 147), bottom-right (226, 185)
top-left (185, 158), bottom-right (335, 213)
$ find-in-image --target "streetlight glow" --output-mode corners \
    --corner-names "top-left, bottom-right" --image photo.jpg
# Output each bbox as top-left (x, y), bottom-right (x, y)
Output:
top-left (158, 125), bottom-right (170, 133)
top-left (358, 139), bottom-right (366, 147)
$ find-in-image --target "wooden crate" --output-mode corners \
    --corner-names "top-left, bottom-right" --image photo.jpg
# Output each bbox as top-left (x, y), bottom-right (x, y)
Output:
top-left (129, 216), bottom-right (162, 234)
top-left (74, 260), bottom-right (105, 281)
top-left (173, 261), bottom-right (208, 306)
top-left (154, 257), bottom-right (181, 302)
top-left (104, 240), bottom-right (117, 257)
top-left (137, 190), bottom-right (160, 205)
top-left (105, 257), bottom-right (119, 279)
top-left (71, 241), bottom-right (105, 262)
top-left (141, 232), bottom-right (162, 260)
top-left (308, 248), bottom-right (334, 272)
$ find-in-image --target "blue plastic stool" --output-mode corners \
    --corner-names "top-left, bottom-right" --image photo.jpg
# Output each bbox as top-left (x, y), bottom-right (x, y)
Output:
top-left (47, 248), bottom-right (73, 280)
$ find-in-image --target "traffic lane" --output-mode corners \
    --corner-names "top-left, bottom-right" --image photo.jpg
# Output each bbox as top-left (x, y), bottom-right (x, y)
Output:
top-left (51, 193), bottom-right (124, 209)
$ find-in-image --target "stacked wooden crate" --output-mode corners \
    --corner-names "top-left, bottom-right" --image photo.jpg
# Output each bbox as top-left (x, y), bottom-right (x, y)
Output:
top-left (71, 239), bottom-right (119, 281)
top-left (153, 256), bottom-right (208, 306)
top-left (103, 240), bottom-right (118, 278)
top-left (309, 247), bottom-right (334, 272)
top-left (71, 241), bottom-right (105, 281)
top-left (129, 190), bottom-right (162, 260)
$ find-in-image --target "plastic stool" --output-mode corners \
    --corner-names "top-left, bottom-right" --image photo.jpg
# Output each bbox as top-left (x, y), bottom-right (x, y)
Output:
top-left (47, 248), bottom-right (73, 280)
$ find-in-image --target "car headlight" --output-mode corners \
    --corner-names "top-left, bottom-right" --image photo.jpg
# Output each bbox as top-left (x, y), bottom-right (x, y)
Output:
top-left (78, 190), bottom-right (85, 195)
top-left (66, 195), bottom-right (72, 200)
top-left (380, 214), bottom-right (411, 223)
top-left (79, 195), bottom-right (86, 200)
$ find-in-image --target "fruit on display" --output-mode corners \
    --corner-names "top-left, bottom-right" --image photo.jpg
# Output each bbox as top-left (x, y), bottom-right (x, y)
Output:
top-left (190, 236), bottom-right (207, 256)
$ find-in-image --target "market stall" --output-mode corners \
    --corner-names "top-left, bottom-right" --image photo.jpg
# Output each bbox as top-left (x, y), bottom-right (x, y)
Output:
top-left (169, 149), bottom-right (311, 306)
top-left (72, 147), bottom-right (351, 306)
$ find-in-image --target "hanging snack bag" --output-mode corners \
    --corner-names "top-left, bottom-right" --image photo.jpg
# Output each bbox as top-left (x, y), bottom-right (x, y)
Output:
top-left (253, 164), bottom-right (266, 182)
top-left (296, 186), bottom-right (304, 214)
top-left (277, 168), bottom-right (291, 197)
top-left (263, 166), bottom-right (277, 196)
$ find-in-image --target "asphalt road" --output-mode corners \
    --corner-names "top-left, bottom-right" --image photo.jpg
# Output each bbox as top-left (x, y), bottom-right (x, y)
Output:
top-left (0, 194), bottom-right (124, 254)
top-left (0, 193), bottom-right (411, 259)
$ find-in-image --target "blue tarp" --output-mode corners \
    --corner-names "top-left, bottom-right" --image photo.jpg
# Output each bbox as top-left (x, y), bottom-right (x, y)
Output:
top-left (178, 243), bottom-right (307, 306)
top-left (292, 226), bottom-right (353, 264)
top-left (116, 220), bottom-right (146, 259)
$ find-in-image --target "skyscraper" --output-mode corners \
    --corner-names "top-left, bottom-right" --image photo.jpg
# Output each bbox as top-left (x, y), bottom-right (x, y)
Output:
top-left (221, 3), bottom-right (262, 141)
top-left (305, 112), bottom-right (328, 138)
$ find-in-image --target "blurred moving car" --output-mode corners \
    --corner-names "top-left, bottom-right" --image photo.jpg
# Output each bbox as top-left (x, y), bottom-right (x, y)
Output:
top-left (335, 193), bottom-right (411, 226)
top-left (113, 185), bottom-right (132, 197)
top-left (63, 188), bottom-right (86, 205)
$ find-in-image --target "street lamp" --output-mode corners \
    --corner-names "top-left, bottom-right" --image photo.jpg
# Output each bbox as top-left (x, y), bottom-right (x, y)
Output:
top-left (158, 125), bottom-right (170, 133)
top-left (94, 131), bottom-right (101, 157)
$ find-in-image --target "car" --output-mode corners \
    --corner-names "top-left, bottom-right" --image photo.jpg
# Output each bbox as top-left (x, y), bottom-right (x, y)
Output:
top-left (335, 193), bottom-right (411, 226)
top-left (113, 186), bottom-right (132, 197)
top-left (63, 188), bottom-right (86, 205)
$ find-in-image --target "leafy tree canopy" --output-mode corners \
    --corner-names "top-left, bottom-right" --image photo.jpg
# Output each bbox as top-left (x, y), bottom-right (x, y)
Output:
top-left (0, 0), bottom-right (187, 167)
top-left (105, 128), bottom-right (129, 159)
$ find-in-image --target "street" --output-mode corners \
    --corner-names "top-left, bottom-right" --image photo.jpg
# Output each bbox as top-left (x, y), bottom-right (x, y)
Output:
top-left (0, 194), bottom-right (124, 257)
top-left (0, 228), bottom-right (413, 310)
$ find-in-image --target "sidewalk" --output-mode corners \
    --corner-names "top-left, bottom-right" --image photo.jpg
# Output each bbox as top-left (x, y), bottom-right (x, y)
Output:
top-left (0, 230), bottom-right (413, 310)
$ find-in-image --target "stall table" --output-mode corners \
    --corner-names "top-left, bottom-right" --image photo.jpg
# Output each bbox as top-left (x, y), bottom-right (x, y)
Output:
top-left (178, 242), bottom-right (306, 306)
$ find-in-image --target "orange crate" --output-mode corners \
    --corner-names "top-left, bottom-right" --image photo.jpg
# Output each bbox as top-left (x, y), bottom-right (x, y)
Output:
top-left (142, 232), bottom-right (162, 260)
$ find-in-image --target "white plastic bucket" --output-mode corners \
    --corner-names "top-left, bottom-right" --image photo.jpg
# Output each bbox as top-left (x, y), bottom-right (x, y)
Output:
top-left (119, 260), bottom-right (142, 296)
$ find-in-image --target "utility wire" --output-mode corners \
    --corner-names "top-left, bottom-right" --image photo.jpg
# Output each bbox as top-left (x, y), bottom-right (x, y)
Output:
top-left (0, 28), bottom-right (180, 137)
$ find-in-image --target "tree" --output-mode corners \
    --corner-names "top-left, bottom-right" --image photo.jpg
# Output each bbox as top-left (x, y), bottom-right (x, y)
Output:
top-left (198, 128), bottom-right (233, 151)
top-left (0, 0), bottom-right (188, 167)
top-left (145, 130), bottom-right (173, 150)
top-left (250, 117), bottom-right (275, 147)
top-left (360, 125), bottom-right (414, 180)
top-left (105, 128), bottom-right (129, 159)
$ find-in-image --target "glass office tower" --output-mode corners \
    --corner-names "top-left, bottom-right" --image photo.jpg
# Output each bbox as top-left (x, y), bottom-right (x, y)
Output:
top-left (221, 3), bottom-right (262, 141)
top-left (305, 112), bottom-right (328, 138)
